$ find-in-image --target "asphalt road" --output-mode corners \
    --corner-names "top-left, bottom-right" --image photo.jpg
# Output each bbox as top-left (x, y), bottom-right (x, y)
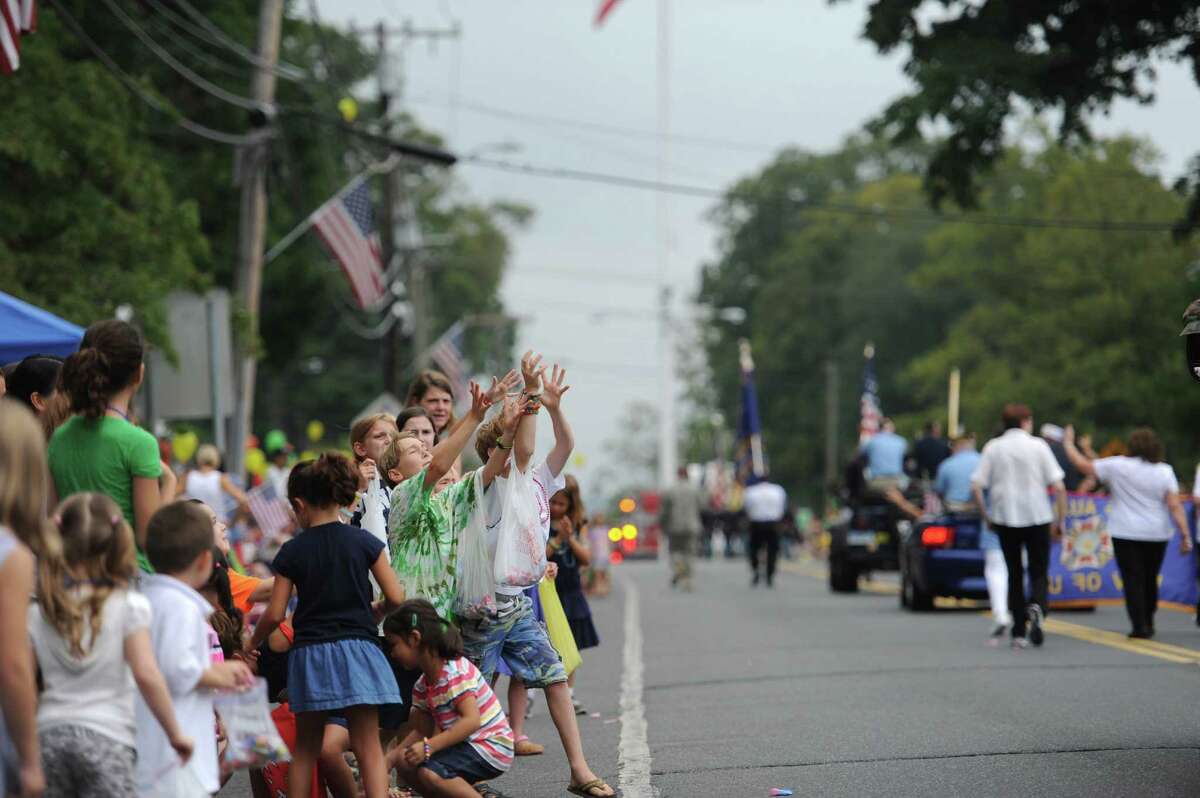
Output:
top-left (224, 556), bottom-right (1200, 797)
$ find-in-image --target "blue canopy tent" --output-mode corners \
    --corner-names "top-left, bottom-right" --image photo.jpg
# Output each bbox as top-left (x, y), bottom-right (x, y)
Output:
top-left (0, 291), bottom-right (84, 364)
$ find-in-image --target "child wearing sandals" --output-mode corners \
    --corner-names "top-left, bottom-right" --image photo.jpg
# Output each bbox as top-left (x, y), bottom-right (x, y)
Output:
top-left (248, 453), bottom-right (407, 798)
top-left (384, 600), bottom-right (513, 797)
top-left (29, 493), bottom-right (194, 798)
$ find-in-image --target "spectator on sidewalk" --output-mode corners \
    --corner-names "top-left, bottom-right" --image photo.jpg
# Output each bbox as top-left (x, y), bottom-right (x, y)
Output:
top-left (971, 404), bottom-right (1066, 650)
top-left (1062, 425), bottom-right (1192, 639)
top-left (743, 477), bottom-right (788, 588)
top-left (660, 466), bottom-right (703, 591)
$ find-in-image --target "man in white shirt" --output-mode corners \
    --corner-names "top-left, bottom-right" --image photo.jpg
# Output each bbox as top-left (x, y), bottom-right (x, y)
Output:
top-left (972, 403), bottom-right (1066, 649)
top-left (743, 477), bottom-right (788, 587)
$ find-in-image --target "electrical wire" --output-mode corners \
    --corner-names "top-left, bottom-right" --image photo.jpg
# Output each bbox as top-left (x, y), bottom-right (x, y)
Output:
top-left (99, 0), bottom-right (270, 113)
top-left (142, 13), bottom-right (256, 82)
top-left (463, 156), bottom-right (1180, 233)
top-left (170, 0), bottom-right (308, 81)
top-left (46, 0), bottom-right (262, 146)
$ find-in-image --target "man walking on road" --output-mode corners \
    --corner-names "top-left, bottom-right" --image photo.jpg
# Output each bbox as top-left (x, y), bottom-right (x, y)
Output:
top-left (661, 466), bottom-right (703, 591)
top-left (972, 404), bottom-right (1066, 649)
top-left (744, 477), bottom-right (788, 587)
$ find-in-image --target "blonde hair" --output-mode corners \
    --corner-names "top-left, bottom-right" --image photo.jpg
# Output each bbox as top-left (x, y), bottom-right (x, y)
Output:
top-left (196, 444), bottom-right (220, 468)
top-left (38, 493), bottom-right (137, 658)
top-left (350, 413), bottom-right (397, 462)
top-left (561, 474), bottom-right (586, 529)
top-left (0, 401), bottom-right (58, 557)
top-left (379, 431), bottom-right (419, 475)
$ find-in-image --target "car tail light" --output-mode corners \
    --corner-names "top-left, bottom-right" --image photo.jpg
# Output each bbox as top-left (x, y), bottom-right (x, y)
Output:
top-left (921, 525), bottom-right (954, 548)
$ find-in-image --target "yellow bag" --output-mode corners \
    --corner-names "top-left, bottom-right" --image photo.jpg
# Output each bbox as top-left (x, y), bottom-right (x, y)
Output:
top-left (538, 577), bottom-right (582, 676)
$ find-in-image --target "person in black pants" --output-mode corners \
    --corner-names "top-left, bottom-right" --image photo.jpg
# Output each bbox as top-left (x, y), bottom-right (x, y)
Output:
top-left (748, 520), bottom-right (780, 586)
top-left (743, 478), bottom-right (788, 587)
top-left (1062, 425), bottom-right (1192, 638)
top-left (993, 523), bottom-right (1051, 637)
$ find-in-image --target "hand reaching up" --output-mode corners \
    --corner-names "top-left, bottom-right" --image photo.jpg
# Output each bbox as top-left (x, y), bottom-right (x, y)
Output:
top-left (487, 369), bottom-right (520, 406)
top-left (521, 350), bottom-right (544, 392)
top-left (540, 364), bottom-right (570, 411)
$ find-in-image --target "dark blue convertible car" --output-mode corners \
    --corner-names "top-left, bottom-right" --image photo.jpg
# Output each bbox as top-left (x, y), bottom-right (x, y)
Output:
top-left (898, 514), bottom-right (989, 611)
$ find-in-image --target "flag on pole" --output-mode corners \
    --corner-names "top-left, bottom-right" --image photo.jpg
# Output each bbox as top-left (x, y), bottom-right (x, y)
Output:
top-left (428, 321), bottom-right (468, 402)
top-left (859, 343), bottom-right (882, 444)
top-left (735, 339), bottom-right (767, 485)
top-left (594, 0), bottom-right (623, 26)
top-left (247, 482), bottom-right (293, 537)
top-left (1, 0), bottom-right (37, 74)
top-left (312, 178), bottom-right (387, 310)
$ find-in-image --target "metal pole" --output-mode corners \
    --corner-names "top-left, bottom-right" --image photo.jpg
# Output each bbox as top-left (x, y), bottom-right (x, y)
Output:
top-left (824, 359), bottom-right (839, 498)
top-left (230, 0), bottom-right (283, 478)
top-left (655, 0), bottom-right (675, 489)
top-left (948, 367), bottom-right (961, 437)
top-left (206, 294), bottom-right (226, 454)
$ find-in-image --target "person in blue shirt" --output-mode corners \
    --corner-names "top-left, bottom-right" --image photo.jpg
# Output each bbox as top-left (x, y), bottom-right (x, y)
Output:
top-left (935, 433), bottom-right (1012, 643)
top-left (861, 418), bottom-right (909, 486)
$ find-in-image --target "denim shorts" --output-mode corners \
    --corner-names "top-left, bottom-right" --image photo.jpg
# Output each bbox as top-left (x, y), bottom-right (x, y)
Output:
top-left (421, 741), bottom-right (504, 783)
top-left (460, 595), bottom-right (567, 688)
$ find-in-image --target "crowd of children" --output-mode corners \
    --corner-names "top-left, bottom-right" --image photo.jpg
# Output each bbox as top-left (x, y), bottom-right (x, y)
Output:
top-left (0, 319), bottom-right (614, 798)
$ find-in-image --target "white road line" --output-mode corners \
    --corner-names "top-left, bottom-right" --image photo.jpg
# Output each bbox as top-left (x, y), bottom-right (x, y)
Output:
top-left (618, 578), bottom-right (655, 798)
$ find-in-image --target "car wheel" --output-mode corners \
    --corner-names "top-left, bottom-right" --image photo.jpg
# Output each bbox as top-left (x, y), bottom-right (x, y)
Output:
top-left (829, 552), bottom-right (858, 593)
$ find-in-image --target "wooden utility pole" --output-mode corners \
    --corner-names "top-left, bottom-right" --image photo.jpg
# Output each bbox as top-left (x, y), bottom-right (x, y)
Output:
top-left (824, 359), bottom-right (840, 502)
top-left (230, 0), bottom-right (283, 476)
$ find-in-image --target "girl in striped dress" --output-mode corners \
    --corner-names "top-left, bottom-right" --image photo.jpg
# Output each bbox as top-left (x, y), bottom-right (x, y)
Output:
top-left (385, 599), bottom-right (514, 796)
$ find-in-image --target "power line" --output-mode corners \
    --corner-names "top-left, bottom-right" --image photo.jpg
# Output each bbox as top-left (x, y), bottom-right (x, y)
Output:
top-left (410, 94), bottom-right (778, 156)
top-left (99, 0), bottom-right (271, 113)
top-left (170, 0), bottom-right (307, 81)
top-left (463, 156), bottom-right (1181, 233)
top-left (46, 0), bottom-right (262, 146)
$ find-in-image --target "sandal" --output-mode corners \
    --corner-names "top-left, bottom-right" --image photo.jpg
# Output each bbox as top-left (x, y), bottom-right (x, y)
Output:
top-left (567, 778), bottom-right (615, 797)
top-left (475, 783), bottom-right (512, 798)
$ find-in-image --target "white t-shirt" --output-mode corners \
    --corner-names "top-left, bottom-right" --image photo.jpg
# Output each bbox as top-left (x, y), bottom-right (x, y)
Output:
top-left (184, 470), bottom-right (224, 513)
top-left (29, 588), bottom-right (151, 750)
top-left (972, 429), bottom-right (1065, 527)
top-left (1093, 456), bottom-right (1180, 541)
top-left (743, 482), bottom-right (787, 522)
top-left (135, 574), bottom-right (219, 795)
top-left (484, 460), bottom-right (565, 596)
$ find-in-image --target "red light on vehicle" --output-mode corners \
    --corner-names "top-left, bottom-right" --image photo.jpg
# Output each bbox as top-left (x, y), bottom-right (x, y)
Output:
top-left (621, 538), bottom-right (637, 553)
top-left (610, 550), bottom-right (624, 565)
top-left (921, 525), bottom-right (954, 548)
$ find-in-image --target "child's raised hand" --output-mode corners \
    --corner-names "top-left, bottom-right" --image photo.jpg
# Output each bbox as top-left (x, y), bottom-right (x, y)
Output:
top-left (170, 734), bottom-right (195, 764)
top-left (467, 380), bottom-right (488, 417)
top-left (520, 350), bottom-right (544, 391)
top-left (483, 370), bottom-right (519, 407)
top-left (540, 364), bottom-right (570, 411)
top-left (501, 395), bottom-right (530, 434)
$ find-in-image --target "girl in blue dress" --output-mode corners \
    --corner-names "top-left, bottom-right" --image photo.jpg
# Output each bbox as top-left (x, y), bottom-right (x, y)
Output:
top-left (547, 476), bottom-right (599, 712)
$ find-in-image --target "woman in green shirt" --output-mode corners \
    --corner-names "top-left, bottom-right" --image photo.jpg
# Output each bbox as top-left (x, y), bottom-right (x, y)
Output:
top-left (48, 320), bottom-right (175, 571)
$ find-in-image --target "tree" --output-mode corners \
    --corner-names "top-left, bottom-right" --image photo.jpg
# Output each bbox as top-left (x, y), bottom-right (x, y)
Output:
top-left (839, 0), bottom-right (1200, 236)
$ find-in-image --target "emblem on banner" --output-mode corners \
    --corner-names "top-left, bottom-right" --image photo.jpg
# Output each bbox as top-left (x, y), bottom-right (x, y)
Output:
top-left (1060, 510), bottom-right (1113, 571)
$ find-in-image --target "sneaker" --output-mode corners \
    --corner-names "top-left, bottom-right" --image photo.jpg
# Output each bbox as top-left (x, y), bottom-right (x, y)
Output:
top-left (986, 624), bottom-right (1009, 647)
top-left (1011, 637), bottom-right (1030, 650)
top-left (1027, 605), bottom-right (1045, 647)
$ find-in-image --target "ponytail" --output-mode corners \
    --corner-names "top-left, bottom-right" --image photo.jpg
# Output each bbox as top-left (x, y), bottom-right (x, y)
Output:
top-left (60, 320), bottom-right (144, 419)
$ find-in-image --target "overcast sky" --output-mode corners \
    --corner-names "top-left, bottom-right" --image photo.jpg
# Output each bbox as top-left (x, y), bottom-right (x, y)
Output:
top-left (316, 0), bottom-right (1199, 501)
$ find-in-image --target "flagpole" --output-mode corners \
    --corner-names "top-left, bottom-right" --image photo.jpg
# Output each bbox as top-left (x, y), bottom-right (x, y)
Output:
top-left (263, 154), bottom-right (401, 264)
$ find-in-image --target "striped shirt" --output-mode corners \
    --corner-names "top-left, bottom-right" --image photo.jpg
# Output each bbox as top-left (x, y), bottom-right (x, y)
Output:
top-left (412, 657), bottom-right (514, 772)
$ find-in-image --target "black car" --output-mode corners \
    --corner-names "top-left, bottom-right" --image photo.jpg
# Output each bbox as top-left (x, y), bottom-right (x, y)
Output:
top-left (827, 499), bottom-right (905, 592)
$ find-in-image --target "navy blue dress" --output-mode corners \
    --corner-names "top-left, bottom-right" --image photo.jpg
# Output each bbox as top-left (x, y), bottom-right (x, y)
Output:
top-left (550, 533), bottom-right (600, 650)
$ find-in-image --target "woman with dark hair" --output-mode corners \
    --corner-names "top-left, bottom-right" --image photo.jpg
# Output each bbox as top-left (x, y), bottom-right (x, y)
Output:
top-left (404, 370), bottom-right (456, 439)
top-left (5, 354), bottom-right (70, 440)
top-left (48, 320), bottom-right (175, 572)
top-left (1063, 425), bottom-right (1192, 638)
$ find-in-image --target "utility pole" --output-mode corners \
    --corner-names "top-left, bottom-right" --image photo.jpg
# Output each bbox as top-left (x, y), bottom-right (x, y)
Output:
top-left (230, 0), bottom-right (283, 477)
top-left (823, 359), bottom-right (839, 505)
top-left (657, 286), bottom-right (676, 488)
top-left (351, 19), bottom-right (460, 393)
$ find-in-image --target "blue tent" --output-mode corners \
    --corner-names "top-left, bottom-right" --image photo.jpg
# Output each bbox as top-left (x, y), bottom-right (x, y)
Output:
top-left (0, 291), bottom-right (84, 364)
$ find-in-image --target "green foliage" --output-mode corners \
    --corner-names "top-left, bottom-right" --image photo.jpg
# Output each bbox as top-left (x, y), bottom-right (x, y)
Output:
top-left (697, 133), bottom-right (1200, 503)
top-left (839, 0), bottom-right (1200, 235)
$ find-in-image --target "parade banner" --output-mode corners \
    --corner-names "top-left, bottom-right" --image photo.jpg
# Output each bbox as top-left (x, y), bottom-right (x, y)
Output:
top-left (1050, 494), bottom-right (1198, 607)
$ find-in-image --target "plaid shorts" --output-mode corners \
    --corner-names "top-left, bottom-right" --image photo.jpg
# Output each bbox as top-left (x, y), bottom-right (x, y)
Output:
top-left (460, 594), bottom-right (567, 688)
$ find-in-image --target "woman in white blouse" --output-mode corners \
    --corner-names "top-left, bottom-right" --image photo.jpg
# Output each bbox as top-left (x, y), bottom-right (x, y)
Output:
top-left (1063, 426), bottom-right (1193, 639)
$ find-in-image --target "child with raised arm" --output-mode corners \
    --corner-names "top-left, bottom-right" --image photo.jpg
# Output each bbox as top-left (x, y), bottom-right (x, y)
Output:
top-left (135, 501), bottom-right (255, 795)
top-left (385, 600), bottom-right (514, 798)
top-left (463, 354), bottom-right (614, 798)
top-left (30, 493), bottom-right (193, 798)
top-left (248, 454), bottom-right (408, 798)
top-left (387, 373), bottom-right (520, 619)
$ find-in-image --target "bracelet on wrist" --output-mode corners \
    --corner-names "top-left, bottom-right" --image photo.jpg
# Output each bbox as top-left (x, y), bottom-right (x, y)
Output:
top-left (495, 435), bottom-right (513, 451)
top-left (423, 738), bottom-right (432, 762)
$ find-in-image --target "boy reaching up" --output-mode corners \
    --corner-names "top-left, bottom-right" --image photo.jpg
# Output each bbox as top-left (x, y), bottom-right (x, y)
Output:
top-left (135, 501), bottom-right (255, 795)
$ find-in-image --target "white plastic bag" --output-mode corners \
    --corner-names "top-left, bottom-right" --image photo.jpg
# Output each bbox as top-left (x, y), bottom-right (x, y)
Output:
top-left (454, 470), bottom-right (497, 619)
top-left (142, 763), bottom-right (208, 798)
top-left (214, 679), bottom-right (291, 771)
top-left (493, 465), bottom-right (547, 589)
top-left (361, 476), bottom-right (391, 600)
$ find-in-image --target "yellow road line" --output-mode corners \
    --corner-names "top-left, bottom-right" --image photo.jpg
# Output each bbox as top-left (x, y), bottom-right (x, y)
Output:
top-left (783, 558), bottom-right (1200, 664)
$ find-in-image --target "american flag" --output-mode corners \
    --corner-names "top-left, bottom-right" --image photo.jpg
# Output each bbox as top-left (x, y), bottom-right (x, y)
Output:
top-left (247, 482), bottom-right (293, 538)
top-left (312, 178), bottom-right (387, 310)
top-left (428, 321), bottom-right (468, 401)
top-left (1, 0), bottom-right (36, 74)
top-left (594, 0), bottom-right (623, 26)
top-left (859, 343), bottom-right (882, 444)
